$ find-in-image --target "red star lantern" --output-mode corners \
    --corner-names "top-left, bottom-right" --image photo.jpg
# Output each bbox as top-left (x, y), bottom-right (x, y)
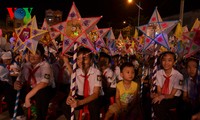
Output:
top-left (51, 2), bottom-right (102, 54)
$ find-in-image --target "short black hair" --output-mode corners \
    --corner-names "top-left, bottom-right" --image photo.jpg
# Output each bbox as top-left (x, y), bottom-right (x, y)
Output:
top-left (36, 44), bottom-right (45, 56)
top-left (120, 62), bottom-right (134, 72)
top-left (160, 51), bottom-right (177, 62)
top-left (99, 52), bottom-right (111, 63)
top-left (77, 47), bottom-right (93, 59)
top-left (186, 57), bottom-right (199, 67)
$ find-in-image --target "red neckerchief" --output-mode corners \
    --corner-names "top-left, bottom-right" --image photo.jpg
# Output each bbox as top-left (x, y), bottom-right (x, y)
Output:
top-left (161, 75), bottom-right (172, 94)
top-left (80, 73), bottom-right (90, 119)
top-left (28, 66), bottom-right (40, 87)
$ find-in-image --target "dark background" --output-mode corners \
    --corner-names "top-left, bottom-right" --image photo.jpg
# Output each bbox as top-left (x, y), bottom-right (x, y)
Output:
top-left (0, 0), bottom-right (199, 29)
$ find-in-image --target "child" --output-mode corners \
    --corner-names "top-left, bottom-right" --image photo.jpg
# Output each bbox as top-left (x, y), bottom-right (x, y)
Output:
top-left (182, 57), bottom-right (200, 119)
top-left (151, 51), bottom-right (184, 120)
top-left (0, 57), bottom-right (19, 118)
top-left (99, 52), bottom-right (116, 105)
top-left (104, 62), bottom-right (139, 120)
top-left (1, 51), bottom-right (20, 77)
top-left (52, 48), bottom-right (73, 92)
top-left (112, 54), bottom-right (123, 82)
top-left (14, 44), bottom-right (55, 120)
top-left (62, 47), bottom-right (102, 120)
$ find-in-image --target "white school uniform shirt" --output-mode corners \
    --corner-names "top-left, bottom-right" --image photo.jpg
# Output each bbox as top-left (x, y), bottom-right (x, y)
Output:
top-left (114, 66), bottom-right (123, 82)
top-left (71, 66), bottom-right (102, 96)
top-left (0, 65), bottom-right (11, 84)
top-left (103, 68), bottom-right (116, 88)
top-left (156, 68), bottom-right (184, 97)
top-left (17, 61), bottom-right (55, 88)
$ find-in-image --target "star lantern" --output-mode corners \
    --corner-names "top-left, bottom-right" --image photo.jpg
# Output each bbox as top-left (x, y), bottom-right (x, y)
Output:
top-left (51, 2), bottom-right (102, 54)
top-left (106, 28), bottom-right (115, 46)
top-left (106, 29), bottom-right (120, 56)
top-left (88, 26), bottom-right (110, 49)
top-left (14, 16), bottom-right (48, 54)
top-left (137, 7), bottom-right (178, 51)
top-left (41, 19), bottom-right (60, 51)
top-left (183, 30), bottom-right (200, 58)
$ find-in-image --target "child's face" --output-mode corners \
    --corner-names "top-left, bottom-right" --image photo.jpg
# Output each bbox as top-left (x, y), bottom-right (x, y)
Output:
top-left (77, 53), bottom-right (91, 70)
top-left (187, 60), bottom-right (197, 78)
top-left (99, 57), bottom-right (109, 69)
top-left (161, 54), bottom-right (175, 71)
top-left (28, 52), bottom-right (42, 66)
top-left (120, 66), bottom-right (135, 81)
top-left (113, 57), bottom-right (118, 66)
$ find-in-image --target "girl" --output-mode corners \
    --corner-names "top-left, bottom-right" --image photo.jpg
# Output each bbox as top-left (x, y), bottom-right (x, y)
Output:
top-left (62, 47), bottom-right (102, 120)
top-left (151, 51), bottom-right (184, 120)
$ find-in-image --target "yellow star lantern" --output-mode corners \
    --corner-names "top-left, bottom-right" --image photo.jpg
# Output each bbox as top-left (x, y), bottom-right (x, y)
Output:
top-left (41, 19), bottom-right (60, 51)
top-left (14, 16), bottom-right (48, 54)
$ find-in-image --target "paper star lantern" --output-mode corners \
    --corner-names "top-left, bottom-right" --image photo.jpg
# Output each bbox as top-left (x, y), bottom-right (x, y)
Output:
top-left (51, 2), bottom-right (102, 54)
top-left (41, 19), bottom-right (60, 51)
top-left (137, 7), bottom-right (178, 51)
top-left (106, 28), bottom-right (115, 46)
top-left (183, 30), bottom-right (200, 58)
top-left (14, 16), bottom-right (48, 54)
top-left (191, 18), bottom-right (200, 31)
top-left (108, 40), bottom-right (120, 56)
top-left (88, 26), bottom-right (110, 49)
top-left (106, 29), bottom-right (120, 56)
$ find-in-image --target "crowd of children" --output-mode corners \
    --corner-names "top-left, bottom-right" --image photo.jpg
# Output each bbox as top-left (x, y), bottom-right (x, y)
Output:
top-left (0, 40), bottom-right (200, 120)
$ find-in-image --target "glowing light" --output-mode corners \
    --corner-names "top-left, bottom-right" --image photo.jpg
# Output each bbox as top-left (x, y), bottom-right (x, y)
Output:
top-left (74, 31), bottom-right (79, 36)
top-left (128, 0), bottom-right (133, 4)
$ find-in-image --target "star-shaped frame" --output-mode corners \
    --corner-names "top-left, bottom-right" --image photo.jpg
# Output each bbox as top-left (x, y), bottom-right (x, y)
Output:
top-left (14, 16), bottom-right (48, 54)
top-left (137, 7), bottom-right (178, 51)
top-left (52, 2), bottom-right (102, 54)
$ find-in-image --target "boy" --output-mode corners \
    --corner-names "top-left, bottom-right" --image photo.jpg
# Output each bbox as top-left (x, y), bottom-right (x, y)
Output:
top-left (14, 44), bottom-right (55, 120)
top-left (104, 62), bottom-right (138, 120)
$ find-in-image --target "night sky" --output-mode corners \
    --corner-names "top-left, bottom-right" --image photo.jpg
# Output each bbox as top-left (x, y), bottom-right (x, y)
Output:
top-left (0, 0), bottom-right (199, 29)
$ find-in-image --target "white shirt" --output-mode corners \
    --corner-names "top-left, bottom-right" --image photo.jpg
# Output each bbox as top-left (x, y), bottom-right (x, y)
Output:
top-left (71, 66), bottom-right (102, 96)
top-left (114, 66), bottom-right (123, 82)
top-left (103, 68), bottom-right (116, 88)
top-left (156, 68), bottom-right (184, 96)
top-left (0, 65), bottom-right (11, 84)
top-left (17, 61), bottom-right (55, 88)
